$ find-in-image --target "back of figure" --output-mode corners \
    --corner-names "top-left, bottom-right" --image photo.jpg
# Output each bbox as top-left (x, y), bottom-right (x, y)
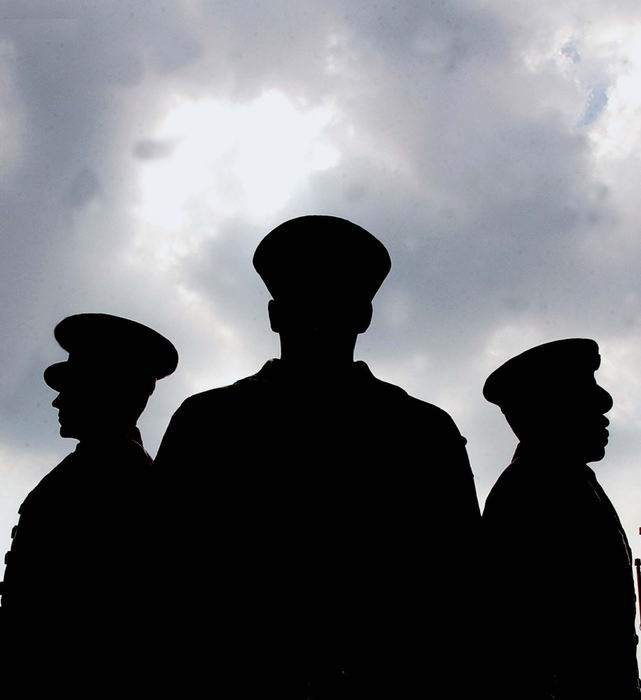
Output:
top-left (154, 216), bottom-right (481, 697)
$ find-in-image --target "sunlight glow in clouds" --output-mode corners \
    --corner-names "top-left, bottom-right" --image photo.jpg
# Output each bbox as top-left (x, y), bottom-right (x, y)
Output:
top-left (132, 90), bottom-right (341, 267)
top-left (591, 25), bottom-right (641, 160)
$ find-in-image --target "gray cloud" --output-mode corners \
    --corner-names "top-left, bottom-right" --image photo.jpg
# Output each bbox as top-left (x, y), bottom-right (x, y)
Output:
top-left (133, 139), bottom-right (177, 160)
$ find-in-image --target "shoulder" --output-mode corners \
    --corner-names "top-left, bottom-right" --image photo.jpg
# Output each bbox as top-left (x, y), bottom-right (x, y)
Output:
top-left (483, 453), bottom-right (571, 524)
top-left (19, 452), bottom-right (78, 511)
top-left (22, 441), bottom-right (150, 510)
top-left (175, 374), bottom-right (261, 414)
top-left (160, 373), bottom-right (265, 444)
top-left (403, 390), bottom-right (462, 430)
top-left (99, 439), bottom-right (153, 476)
top-left (483, 460), bottom-right (527, 515)
top-left (363, 367), bottom-right (464, 437)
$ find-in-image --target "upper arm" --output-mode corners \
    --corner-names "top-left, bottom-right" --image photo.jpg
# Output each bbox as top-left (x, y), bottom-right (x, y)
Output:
top-left (153, 402), bottom-right (194, 474)
top-left (431, 409), bottom-right (481, 529)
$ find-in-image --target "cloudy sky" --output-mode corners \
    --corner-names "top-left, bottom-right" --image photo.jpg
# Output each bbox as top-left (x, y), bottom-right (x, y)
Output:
top-left (2, 0), bottom-right (641, 632)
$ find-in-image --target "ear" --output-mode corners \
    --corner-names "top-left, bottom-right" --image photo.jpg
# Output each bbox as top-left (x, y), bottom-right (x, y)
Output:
top-left (355, 302), bottom-right (373, 334)
top-left (268, 299), bottom-right (280, 333)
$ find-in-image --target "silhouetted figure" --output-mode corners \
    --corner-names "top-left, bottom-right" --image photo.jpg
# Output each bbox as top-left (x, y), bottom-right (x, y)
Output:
top-left (154, 215), bottom-right (481, 697)
top-left (479, 339), bottom-right (640, 699)
top-left (0, 313), bottom-right (178, 695)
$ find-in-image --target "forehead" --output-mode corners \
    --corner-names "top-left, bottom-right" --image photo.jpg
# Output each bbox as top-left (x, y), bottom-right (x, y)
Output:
top-left (56, 357), bottom-right (147, 389)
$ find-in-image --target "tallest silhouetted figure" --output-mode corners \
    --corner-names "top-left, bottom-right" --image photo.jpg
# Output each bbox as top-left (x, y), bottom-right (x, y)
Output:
top-left (155, 215), bottom-right (481, 698)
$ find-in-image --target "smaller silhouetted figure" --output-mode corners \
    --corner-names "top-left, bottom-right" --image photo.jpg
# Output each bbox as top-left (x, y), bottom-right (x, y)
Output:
top-left (154, 215), bottom-right (481, 698)
top-left (0, 313), bottom-right (178, 696)
top-left (479, 339), bottom-right (640, 700)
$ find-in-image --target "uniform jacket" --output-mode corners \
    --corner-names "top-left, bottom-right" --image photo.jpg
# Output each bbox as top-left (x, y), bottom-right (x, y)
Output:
top-left (0, 430), bottom-right (153, 693)
top-left (480, 443), bottom-right (640, 699)
top-left (153, 359), bottom-right (481, 696)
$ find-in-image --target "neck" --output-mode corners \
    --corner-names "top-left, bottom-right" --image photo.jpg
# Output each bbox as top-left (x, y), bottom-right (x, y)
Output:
top-left (74, 423), bottom-right (141, 444)
top-left (278, 332), bottom-right (357, 372)
top-left (515, 440), bottom-right (598, 464)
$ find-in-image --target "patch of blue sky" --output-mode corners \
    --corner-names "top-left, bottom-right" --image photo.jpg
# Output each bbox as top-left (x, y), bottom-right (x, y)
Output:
top-left (580, 87), bottom-right (608, 126)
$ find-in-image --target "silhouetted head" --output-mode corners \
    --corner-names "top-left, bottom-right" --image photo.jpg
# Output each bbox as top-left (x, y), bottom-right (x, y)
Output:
top-left (253, 215), bottom-right (391, 364)
top-left (483, 338), bottom-right (613, 463)
top-left (44, 313), bottom-right (178, 440)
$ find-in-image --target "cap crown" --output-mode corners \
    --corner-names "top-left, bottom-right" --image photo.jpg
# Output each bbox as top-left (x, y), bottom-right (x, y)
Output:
top-left (253, 215), bottom-right (391, 303)
top-left (44, 313), bottom-right (178, 391)
top-left (483, 338), bottom-right (601, 410)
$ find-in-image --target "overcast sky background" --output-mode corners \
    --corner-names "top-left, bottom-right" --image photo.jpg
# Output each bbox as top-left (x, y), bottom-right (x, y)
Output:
top-left (3, 0), bottom-right (641, 639)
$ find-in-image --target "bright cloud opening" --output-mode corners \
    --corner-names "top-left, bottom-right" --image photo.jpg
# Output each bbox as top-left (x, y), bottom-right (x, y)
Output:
top-left (131, 90), bottom-right (341, 268)
top-left (591, 25), bottom-right (641, 160)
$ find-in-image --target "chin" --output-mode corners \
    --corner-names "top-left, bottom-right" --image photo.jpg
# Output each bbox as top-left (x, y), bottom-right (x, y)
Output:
top-left (584, 445), bottom-right (607, 463)
top-left (59, 424), bottom-right (82, 439)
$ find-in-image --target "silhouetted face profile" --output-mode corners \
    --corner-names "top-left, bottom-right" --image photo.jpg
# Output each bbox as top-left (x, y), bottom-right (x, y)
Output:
top-left (483, 338), bottom-right (612, 463)
top-left (44, 313), bottom-right (178, 440)
top-left (561, 379), bottom-right (612, 462)
top-left (511, 378), bottom-right (612, 463)
top-left (50, 370), bottom-right (154, 439)
top-left (52, 375), bottom-right (110, 439)
top-left (253, 215), bottom-right (390, 367)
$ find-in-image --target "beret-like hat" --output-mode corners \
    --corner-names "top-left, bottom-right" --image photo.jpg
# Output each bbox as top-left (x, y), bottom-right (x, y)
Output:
top-left (44, 313), bottom-right (178, 391)
top-left (253, 215), bottom-right (391, 302)
top-left (483, 338), bottom-right (601, 409)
